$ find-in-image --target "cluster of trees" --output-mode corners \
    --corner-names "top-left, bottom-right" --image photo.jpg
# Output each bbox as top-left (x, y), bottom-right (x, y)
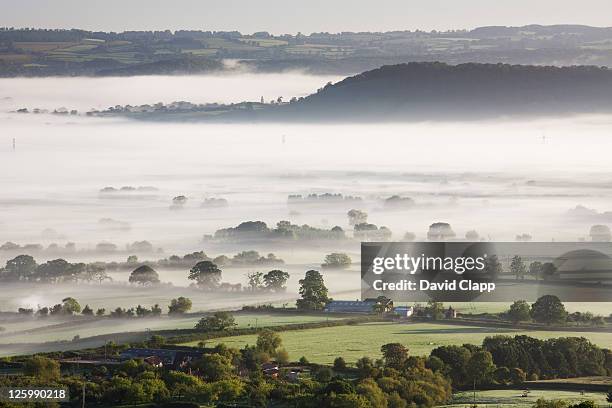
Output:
top-left (245, 270), bottom-right (291, 292)
top-left (214, 220), bottom-right (346, 241)
top-left (507, 256), bottom-right (559, 281)
top-left (506, 296), bottom-right (607, 326)
top-left (429, 335), bottom-right (611, 389)
top-left (321, 253), bottom-right (352, 269)
top-left (0, 255), bottom-right (110, 283)
top-left (18, 297), bottom-right (82, 317)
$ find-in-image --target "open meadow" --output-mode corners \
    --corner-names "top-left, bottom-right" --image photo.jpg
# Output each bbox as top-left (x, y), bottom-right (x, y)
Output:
top-left (191, 322), bottom-right (612, 365)
top-left (442, 389), bottom-right (609, 408)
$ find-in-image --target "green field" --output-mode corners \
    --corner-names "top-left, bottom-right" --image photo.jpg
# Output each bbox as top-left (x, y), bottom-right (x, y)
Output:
top-left (442, 389), bottom-right (609, 407)
top-left (0, 313), bottom-right (340, 345)
top-left (187, 322), bottom-right (612, 365)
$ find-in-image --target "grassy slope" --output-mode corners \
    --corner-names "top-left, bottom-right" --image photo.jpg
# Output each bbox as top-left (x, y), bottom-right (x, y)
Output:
top-left (188, 322), bottom-right (612, 365)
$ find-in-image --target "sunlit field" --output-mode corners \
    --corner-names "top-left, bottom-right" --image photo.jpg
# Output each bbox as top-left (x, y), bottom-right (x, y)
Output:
top-left (442, 389), bottom-right (609, 408)
top-left (197, 322), bottom-right (612, 365)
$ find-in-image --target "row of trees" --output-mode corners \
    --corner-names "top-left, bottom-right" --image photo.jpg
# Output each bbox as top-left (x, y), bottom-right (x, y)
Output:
top-left (0, 255), bottom-right (110, 283)
top-left (18, 297), bottom-right (192, 318)
top-left (506, 295), bottom-right (608, 326)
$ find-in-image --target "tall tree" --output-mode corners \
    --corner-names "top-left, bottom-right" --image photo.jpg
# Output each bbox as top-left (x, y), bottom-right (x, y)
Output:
top-left (507, 300), bottom-right (531, 324)
top-left (263, 269), bottom-right (290, 292)
top-left (188, 261), bottom-right (222, 289)
top-left (129, 265), bottom-right (160, 285)
top-left (296, 270), bottom-right (330, 310)
top-left (510, 256), bottom-right (526, 280)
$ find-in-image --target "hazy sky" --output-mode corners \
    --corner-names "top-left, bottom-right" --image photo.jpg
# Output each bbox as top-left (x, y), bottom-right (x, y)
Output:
top-left (1, 0), bottom-right (611, 34)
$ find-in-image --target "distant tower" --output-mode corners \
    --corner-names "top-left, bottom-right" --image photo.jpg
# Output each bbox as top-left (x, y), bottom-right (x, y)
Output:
top-left (12, 137), bottom-right (15, 151)
top-left (260, 96), bottom-right (264, 104)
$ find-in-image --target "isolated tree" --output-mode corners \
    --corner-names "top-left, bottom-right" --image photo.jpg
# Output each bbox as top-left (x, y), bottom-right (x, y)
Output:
top-left (263, 269), bottom-right (290, 292)
top-left (296, 270), bottom-right (330, 310)
top-left (256, 329), bottom-right (282, 355)
top-left (129, 265), bottom-right (160, 285)
top-left (168, 297), bottom-right (192, 315)
top-left (96, 308), bottom-right (106, 316)
top-left (507, 300), bottom-right (531, 324)
top-left (188, 261), bottom-right (221, 289)
top-left (531, 295), bottom-right (567, 325)
top-left (381, 343), bottom-right (409, 369)
top-left (321, 253), bottom-right (352, 269)
top-left (61, 297), bottom-right (81, 315)
top-left (510, 255), bottom-right (526, 280)
top-left (195, 311), bottom-right (236, 331)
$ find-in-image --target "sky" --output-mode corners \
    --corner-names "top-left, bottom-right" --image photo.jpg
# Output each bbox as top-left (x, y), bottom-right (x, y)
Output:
top-left (1, 0), bottom-right (611, 34)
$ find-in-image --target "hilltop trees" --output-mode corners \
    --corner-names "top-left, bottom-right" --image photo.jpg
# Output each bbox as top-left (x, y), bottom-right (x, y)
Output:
top-left (129, 265), bottom-right (160, 285)
top-left (188, 261), bottom-right (222, 289)
top-left (296, 270), bottom-right (330, 311)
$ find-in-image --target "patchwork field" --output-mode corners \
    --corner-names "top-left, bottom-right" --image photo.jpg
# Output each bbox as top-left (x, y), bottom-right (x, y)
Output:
top-left (192, 322), bottom-right (612, 365)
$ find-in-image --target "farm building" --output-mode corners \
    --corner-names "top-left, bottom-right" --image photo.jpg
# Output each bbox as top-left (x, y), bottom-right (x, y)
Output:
top-left (325, 297), bottom-right (393, 313)
top-left (393, 306), bottom-right (414, 318)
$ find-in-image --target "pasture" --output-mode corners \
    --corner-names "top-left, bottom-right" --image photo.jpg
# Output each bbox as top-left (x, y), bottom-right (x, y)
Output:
top-left (442, 389), bottom-right (609, 407)
top-left (194, 322), bottom-right (612, 365)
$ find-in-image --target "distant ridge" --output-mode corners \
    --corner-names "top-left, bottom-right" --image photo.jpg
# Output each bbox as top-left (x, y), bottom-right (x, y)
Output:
top-left (275, 62), bottom-right (612, 121)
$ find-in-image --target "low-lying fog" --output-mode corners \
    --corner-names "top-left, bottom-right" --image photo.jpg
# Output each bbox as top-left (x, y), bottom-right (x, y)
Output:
top-left (1, 73), bottom-right (612, 314)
